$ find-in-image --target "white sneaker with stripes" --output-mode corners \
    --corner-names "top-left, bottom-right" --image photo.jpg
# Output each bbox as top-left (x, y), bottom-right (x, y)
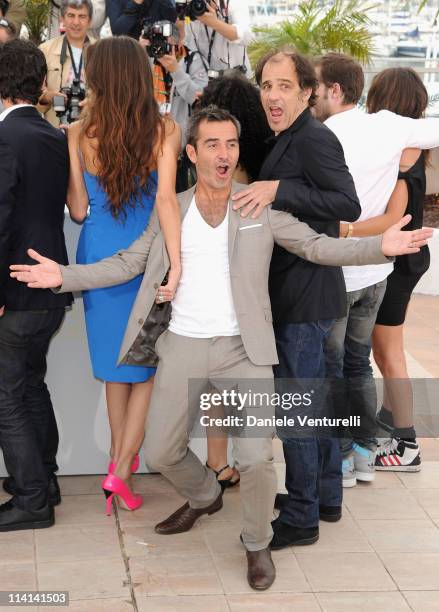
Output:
top-left (375, 438), bottom-right (421, 472)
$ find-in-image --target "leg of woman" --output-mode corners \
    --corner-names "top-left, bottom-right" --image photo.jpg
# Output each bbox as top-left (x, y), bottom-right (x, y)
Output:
top-left (206, 402), bottom-right (239, 485)
top-left (106, 382), bottom-right (131, 462)
top-left (372, 324), bottom-right (414, 430)
top-left (114, 378), bottom-right (154, 483)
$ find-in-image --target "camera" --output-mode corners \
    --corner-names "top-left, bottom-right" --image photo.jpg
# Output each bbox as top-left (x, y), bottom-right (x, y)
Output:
top-left (142, 20), bottom-right (179, 59)
top-left (207, 65), bottom-right (248, 81)
top-left (175, 0), bottom-right (208, 21)
top-left (53, 78), bottom-right (86, 125)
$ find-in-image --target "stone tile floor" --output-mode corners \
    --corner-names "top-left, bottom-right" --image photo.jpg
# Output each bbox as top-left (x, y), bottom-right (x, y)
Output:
top-left (1, 295), bottom-right (438, 612)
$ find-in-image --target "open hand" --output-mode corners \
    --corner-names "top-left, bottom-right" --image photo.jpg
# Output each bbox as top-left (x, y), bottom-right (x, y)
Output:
top-left (10, 249), bottom-right (62, 289)
top-left (381, 215), bottom-right (433, 256)
top-left (232, 181), bottom-right (280, 219)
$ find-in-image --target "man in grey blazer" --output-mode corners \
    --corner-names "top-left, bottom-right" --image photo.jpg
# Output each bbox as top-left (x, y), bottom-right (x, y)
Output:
top-left (10, 106), bottom-right (432, 590)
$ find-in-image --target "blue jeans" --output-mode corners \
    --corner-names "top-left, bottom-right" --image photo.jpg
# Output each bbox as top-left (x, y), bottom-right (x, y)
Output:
top-left (325, 280), bottom-right (387, 457)
top-left (273, 320), bottom-right (342, 529)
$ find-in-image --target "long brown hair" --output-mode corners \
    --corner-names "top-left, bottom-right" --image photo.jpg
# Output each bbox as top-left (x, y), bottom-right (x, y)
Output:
top-left (81, 36), bottom-right (163, 217)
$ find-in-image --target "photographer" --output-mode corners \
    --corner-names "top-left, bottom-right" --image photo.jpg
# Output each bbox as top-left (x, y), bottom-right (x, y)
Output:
top-left (141, 21), bottom-right (207, 134)
top-left (107, 0), bottom-right (176, 39)
top-left (48, 0), bottom-right (107, 39)
top-left (38, 0), bottom-right (95, 127)
top-left (183, 0), bottom-right (253, 76)
top-left (141, 20), bottom-right (208, 191)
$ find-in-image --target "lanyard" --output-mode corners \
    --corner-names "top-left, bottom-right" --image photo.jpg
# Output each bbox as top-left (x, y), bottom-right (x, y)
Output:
top-left (67, 40), bottom-right (83, 81)
top-left (60, 35), bottom-right (84, 88)
top-left (204, 0), bottom-right (229, 66)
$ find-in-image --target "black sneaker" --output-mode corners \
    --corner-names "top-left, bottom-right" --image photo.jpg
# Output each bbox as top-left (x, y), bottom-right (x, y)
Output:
top-left (0, 500), bottom-right (54, 532)
top-left (2, 475), bottom-right (61, 507)
top-left (319, 504), bottom-right (342, 523)
top-left (270, 517), bottom-right (319, 550)
top-left (375, 438), bottom-right (421, 472)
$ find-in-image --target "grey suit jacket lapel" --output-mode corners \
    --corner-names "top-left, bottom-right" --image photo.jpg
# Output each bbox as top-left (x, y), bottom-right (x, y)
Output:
top-left (228, 181), bottom-right (242, 263)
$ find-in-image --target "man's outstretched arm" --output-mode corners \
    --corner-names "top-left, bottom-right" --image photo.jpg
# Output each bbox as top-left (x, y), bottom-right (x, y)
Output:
top-left (267, 208), bottom-right (432, 266)
top-left (10, 208), bottom-right (161, 292)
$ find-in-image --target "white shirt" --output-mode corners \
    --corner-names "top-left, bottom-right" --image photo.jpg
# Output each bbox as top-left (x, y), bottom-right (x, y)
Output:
top-left (0, 103), bottom-right (33, 122)
top-left (185, 0), bottom-right (253, 74)
top-left (169, 197), bottom-right (240, 338)
top-left (325, 108), bottom-right (439, 292)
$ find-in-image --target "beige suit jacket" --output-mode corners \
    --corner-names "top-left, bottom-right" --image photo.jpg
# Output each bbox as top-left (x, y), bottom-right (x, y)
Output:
top-left (59, 182), bottom-right (391, 367)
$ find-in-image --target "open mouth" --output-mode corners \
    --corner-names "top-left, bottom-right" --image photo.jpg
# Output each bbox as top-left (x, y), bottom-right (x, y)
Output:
top-left (269, 106), bottom-right (283, 121)
top-left (216, 164), bottom-right (230, 178)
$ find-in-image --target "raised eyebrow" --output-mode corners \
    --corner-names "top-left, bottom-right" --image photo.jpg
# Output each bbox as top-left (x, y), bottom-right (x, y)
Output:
top-left (204, 138), bottom-right (220, 144)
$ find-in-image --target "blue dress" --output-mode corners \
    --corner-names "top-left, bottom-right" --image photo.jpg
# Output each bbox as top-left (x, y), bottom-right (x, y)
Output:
top-left (76, 171), bottom-right (157, 383)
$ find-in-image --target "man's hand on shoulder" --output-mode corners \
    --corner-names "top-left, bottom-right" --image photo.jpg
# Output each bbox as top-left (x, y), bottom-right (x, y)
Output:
top-left (232, 181), bottom-right (280, 219)
top-left (10, 249), bottom-right (63, 289)
top-left (381, 215), bottom-right (433, 256)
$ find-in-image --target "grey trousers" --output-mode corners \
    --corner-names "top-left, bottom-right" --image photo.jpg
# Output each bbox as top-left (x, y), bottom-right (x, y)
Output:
top-left (142, 331), bottom-right (277, 551)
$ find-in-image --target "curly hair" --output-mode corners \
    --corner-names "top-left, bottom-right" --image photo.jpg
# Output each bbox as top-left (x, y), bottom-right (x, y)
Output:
top-left (197, 72), bottom-right (272, 182)
top-left (0, 39), bottom-right (47, 104)
top-left (81, 37), bottom-right (164, 218)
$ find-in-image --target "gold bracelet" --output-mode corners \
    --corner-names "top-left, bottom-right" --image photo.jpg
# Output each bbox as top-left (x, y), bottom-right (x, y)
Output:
top-left (346, 223), bottom-right (354, 239)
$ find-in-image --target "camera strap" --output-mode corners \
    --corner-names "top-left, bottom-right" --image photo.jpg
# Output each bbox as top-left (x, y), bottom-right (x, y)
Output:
top-left (59, 35), bottom-right (85, 88)
top-left (67, 40), bottom-right (83, 81)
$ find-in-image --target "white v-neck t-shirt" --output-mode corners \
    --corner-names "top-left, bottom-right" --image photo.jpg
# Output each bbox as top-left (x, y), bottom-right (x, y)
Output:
top-left (169, 197), bottom-right (240, 338)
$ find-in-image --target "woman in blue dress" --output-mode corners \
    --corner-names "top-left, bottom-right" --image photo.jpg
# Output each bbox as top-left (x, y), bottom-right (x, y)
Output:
top-left (66, 37), bottom-right (181, 512)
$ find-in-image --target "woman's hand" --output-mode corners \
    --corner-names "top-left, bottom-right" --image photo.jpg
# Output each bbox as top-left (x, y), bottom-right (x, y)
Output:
top-left (155, 266), bottom-right (181, 304)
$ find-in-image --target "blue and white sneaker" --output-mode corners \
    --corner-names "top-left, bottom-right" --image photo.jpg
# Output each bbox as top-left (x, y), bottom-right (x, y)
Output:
top-left (352, 443), bottom-right (376, 482)
top-left (342, 455), bottom-right (356, 488)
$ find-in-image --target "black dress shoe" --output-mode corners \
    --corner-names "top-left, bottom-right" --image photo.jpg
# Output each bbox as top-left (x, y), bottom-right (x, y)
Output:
top-left (2, 475), bottom-right (61, 507)
top-left (0, 500), bottom-right (54, 532)
top-left (246, 547), bottom-right (276, 590)
top-left (155, 493), bottom-right (223, 535)
top-left (270, 517), bottom-right (319, 550)
top-left (274, 494), bottom-right (342, 523)
top-left (319, 504), bottom-right (342, 522)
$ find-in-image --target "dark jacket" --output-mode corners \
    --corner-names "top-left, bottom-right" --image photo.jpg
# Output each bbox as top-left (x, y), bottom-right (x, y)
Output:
top-left (106, 0), bottom-right (177, 39)
top-left (261, 108), bottom-right (361, 324)
top-left (0, 106), bottom-right (73, 310)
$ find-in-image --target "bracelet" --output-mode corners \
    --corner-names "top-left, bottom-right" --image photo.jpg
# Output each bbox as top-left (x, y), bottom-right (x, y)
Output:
top-left (345, 223), bottom-right (354, 239)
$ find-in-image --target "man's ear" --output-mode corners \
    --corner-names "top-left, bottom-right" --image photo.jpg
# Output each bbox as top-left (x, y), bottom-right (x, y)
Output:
top-left (186, 143), bottom-right (197, 164)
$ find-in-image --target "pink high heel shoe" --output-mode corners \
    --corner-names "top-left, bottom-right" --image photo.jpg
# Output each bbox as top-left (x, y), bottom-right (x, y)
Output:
top-left (102, 474), bottom-right (142, 516)
top-left (108, 454), bottom-right (140, 475)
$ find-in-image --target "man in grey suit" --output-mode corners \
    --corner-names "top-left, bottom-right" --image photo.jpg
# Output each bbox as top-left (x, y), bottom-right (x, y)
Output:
top-left (10, 106), bottom-right (432, 590)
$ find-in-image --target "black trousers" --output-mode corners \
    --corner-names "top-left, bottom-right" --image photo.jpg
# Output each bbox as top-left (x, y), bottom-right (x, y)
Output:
top-left (0, 309), bottom-right (65, 510)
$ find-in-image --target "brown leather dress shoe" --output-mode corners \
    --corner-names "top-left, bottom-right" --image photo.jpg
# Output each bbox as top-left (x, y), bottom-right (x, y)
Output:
top-left (154, 493), bottom-right (223, 535)
top-left (246, 547), bottom-right (276, 590)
